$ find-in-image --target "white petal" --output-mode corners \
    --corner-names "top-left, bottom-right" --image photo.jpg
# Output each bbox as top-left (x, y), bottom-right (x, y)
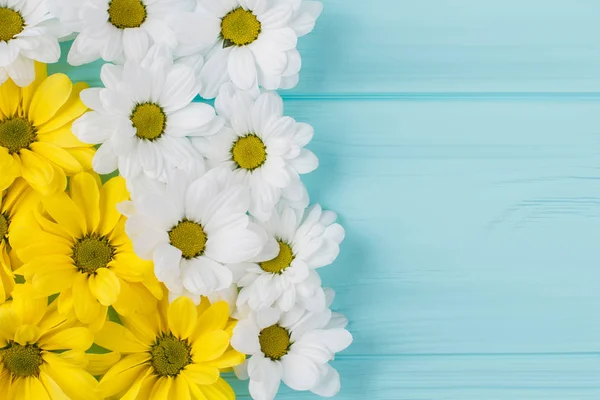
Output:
top-left (280, 353), bottom-right (320, 391)
top-left (310, 364), bottom-right (341, 397)
top-left (228, 46), bottom-right (256, 90)
top-left (153, 243), bottom-right (183, 290)
top-left (290, 1), bottom-right (323, 37)
top-left (181, 256), bottom-right (232, 295)
top-left (199, 47), bottom-right (231, 99)
top-left (166, 103), bottom-right (217, 137)
top-left (92, 141), bottom-right (118, 174)
top-left (256, 307), bottom-right (281, 329)
top-left (205, 225), bottom-right (263, 264)
top-left (231, 319), bottom-right (261, 354)
top-left (122, 27), bottom-right (150, 60)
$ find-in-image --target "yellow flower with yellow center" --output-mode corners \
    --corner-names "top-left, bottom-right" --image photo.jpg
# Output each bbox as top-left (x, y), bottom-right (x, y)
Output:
top-left (11, 172), bottom-right (162, 330)
top-left (0, 63), bottom-right (95, 195)
top-left (94, 296), bottom-right (244, 400)
top-left (0, 284), bottom-right (101, 400)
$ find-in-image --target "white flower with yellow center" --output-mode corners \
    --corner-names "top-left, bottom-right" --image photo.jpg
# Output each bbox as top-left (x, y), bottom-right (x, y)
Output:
top-left (72, 48), bottom-right (222, 191)
top-left (231, 293), bottom-right (352, 400)
top-left (49, 0), bottom-right (201, 65)
top-left (193, 84), bottom-right (317, 221)
top-left (194, 0), bottom-right (323, 98)
top-left (0, 0), bottom-right (67, 87)
top-left (124, 167), bottom-right (278, 303)
top-left (232, 204), bottom-right (344, 312)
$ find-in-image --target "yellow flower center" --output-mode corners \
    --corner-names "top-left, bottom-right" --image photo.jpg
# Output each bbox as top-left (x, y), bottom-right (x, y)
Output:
top-left (231, 134), bottom-right (267, 170)
top-left (107, 0), bottom-right (147, 29)
top-left (0, 213), bottom-right (8, 243)
top-left (72, 235), bottom-right (115, 274)
top-left (259, 241), bottom-right (293, 274)
top-left (169, 220), bottom-right (207, 259)
top-left (131, 103), bottom-right (166, 141)
top-left (0, 117), bottom-right (37, 154)
top-left (150, 334), bottom-right (192, 377)
top-left (0, 8), bottom-right (24, 42)
top-left (259, 325), bottom-right (290, 360)
top-left (221, 7), bottom-right (261, 47)
top-left (2, 342), bottom-right (43, 378)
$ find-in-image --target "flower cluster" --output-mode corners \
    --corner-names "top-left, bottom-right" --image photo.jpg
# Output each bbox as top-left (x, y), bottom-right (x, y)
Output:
top-left (0, 0), bottom-right (351, 399)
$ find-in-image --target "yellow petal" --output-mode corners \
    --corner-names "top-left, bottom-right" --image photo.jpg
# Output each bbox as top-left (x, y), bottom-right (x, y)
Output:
top-left (72, 273), bottom-right (101, 324)
top-left (109, 252), bottom-right (150, 282)
top-left (98, 176), bottom-right (129, 236)
top-left (25, 377), bottom-right (50, 400)
top-left (88, 268), bottom-right (121, 306)
top-left (70, 172), bottom-right (100, 233)
top-left (11, 285), bottom-right (48, 326)
top-left (150, 377), bottom-right (173, 400)
top-left (19, 149), bottom-right (57, 196)
top-left (53, 350), bottom-right (88, 369)
top-left (65, 147), bottom-right (95, 171)
top-left (184, 375), bottom-right (208, 400)
top-left (40, 372), bottom-right (70, 400)
top-left (204, 350), bottom-right (245, 370)
top-left (95, 321), bottom-right (148, 353)
top-left (14, 325), bottom-right (41, 345)
top-left (0, 149), bottom-right (20, 191)
top-left (173, 376), bottom-right (192, 400)
top-left (199, 378), bottom-right (235, 400)
top-left (136, 371), bottom-right (158, 400)
top-left (37, 82), bottom-right (89, 133)
top-left (41, 192), bottom-right (86, 239)
top-left (22, 62), bottom-right (48, 112)
top-left (39, 327), bottom-right (93, 352)
top-left (113, 280), bottom-right (158, 317)
top-left (87, 302), bottom-right (108, 333)
top-left (168, 296), bottom-right (197, 340)
top-left (191, 331), bottom-right (230, 362)
top-left (97, 355), bottom-right (150, 398)
top-left (28, 73), bottom-right (73, 126)
top-left (121, 366), bottom-right (153, 400)
top-left (42, 361), bottom-right (101, 400)
top-left (30, 142), bottom-right (83, 174)
top-left (56, 288), bottom-right (74, 316)
top-left (182, 364), bottom-right (219, 385)
top-left (0, 78), bottom-right (21, 117)
top-left (122, 313), bottom-right (158, 345)
top-left (85, 352), bottom-right (121, 376)
top-left (32, 265), bottom-right (77, 296)
top-left (37, 125), bottom-right (89, 148)
top-left (191, 301), bottom-right (229, 341)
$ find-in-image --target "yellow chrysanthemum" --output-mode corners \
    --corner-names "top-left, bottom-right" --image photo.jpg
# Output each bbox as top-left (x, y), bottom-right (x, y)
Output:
top-left (94, 297), bottom-right (244, 400)
top-left (0, 284), bottom-right (101, 400)
top-left (0, 179), bottom-right (38, 302)
top-left (0, 63), bottom-right (95, 195)
top-left (11, 172), bottom-right (162, 329)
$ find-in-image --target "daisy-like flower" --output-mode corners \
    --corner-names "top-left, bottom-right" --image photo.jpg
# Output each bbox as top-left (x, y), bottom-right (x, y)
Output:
top-left (49, 0), bottom-right (199, 65)
top-left (125, 167), bottom-right (277, 303)
top-left (0, 64), bottom-right (95, 195)
top-left (234, 204), bottom-right (344, 312)
top-left (0, 0), bottom-right (67, 87)
top-left (0, 284), bottom-right (101, 400)
top-left (193, 85), bottom-right (317, 221)
top-left (72, 48), bottom-right (223, 193)
top-left (194, 0), bottom-right (323, 98)
top-left (0, 179), bottom-right (37, 302)
top-left (94, 296), bottom-right (245, 399)
top-left (11, 172), bottom-right (162, 329)
top-left (231, 293), bottom-right (352, 400)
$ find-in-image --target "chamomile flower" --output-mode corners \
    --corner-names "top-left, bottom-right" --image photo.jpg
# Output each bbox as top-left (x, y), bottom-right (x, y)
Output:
top-left (233, 204), bottom-right (344, 312)
top-left (231, 299), bottom-right (352, 400)
top-left (0, 0), bottom-right (67, 87)
top-left (72, 48), bottom-right (222, 193)
top-left (94, 296), bottom-right (245, 399)
top-left (124, 167), bottom-right (277, 303)
top-left (195, 0), bottom-right (323, 97)
top-left (193, 85), bottom-right (317, 221)
top-left (0, 64), bottom-right (95, 195)
top-left (0, 285), bottom-right (101, 400)
top-left (11, 172), bottom-right (162, 329)
top-left (49, 0), bottom-right (198, 65)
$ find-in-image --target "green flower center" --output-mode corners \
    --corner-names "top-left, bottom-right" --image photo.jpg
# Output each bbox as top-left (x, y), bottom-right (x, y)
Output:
top-left (0, 213), bottom-right (8, 243)
top-left (0, 117), bottom-right (37, 154)
top-left (259, 325), bottom-right (290, 360)
top-left (0, 8), bottom-right (24, 42)
top-left (2, 342), bottom-right (43, 378)
top-left (150, 333), bottom-right (192, 377)
top-left (221, 7), bottom-right (261, 47)
top-left (231, 134), bottom-right (267, 171)
top-left (108, 0), bottom-right (147, 29)
top-left (169, 220), bottom-right (207, 259)
top-left (260, 241), bottom-right (294, 274)
top-left (72, 235), bottom-right (115, 274)
top-left (131, 103), bottom-right (166, 141)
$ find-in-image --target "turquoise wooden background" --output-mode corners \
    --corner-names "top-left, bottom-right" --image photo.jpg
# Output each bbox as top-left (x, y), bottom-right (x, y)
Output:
top-left (50, 0), bottom-right (600, 398)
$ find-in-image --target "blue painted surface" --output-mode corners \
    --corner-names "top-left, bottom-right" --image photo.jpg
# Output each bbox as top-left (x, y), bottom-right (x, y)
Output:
top-left (53, 1), bottom-right (600, 398)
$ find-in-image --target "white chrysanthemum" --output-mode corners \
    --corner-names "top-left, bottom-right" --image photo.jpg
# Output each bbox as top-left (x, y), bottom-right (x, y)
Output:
top-left (49, 0), bottom-right (206, 65)
top-left (0, 0), bottom-right (67, 87)
top-left (72, 47), bottom-right (222, 192)
top-left (232, 204), bottom-right (344, 312)
top-left (123, 167), bottom-right (278, 303)
top-left (192, 0), bottom-right (322, 98)
top-left (193, 84), bottom-right (317, 221)
top-left (232, 290), bottom-right (352, 400)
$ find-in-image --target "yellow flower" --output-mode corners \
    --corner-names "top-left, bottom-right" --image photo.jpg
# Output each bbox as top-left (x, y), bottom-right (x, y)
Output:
top-left (11, 172), bottom-right (162, 329)
top-left (0, 284), bottom-right (101, 400)
top-left (0, 63), bottom-right (95, 195)
top-left (94, 297), bottom-right (244, 400)
top-left (0, 179), bottom-right (38, 302)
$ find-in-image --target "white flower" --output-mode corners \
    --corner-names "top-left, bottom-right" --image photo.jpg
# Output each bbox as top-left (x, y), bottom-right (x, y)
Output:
top-left (232, 203), bottom-right (344, 312)
top-left (72, 46), bottom-right (222, 193)
top-left (49, 0), bottom-right (201, 65)
top-left (0, 0), bottom-right (67, 87)
top-left (232, 290), bottom-right (352, 400)
top-left (193, 0), bottom-right (323, 98)
top-left (193, 84), bottom-right (317, 221)
top-left (124, 167), bottom-right (277, 303)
